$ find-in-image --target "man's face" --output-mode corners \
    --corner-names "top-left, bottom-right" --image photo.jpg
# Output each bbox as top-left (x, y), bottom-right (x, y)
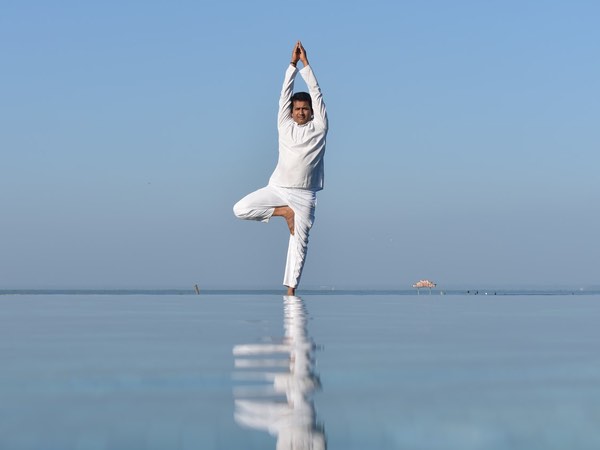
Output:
top-left (292, 100), bottom-right (313, 125)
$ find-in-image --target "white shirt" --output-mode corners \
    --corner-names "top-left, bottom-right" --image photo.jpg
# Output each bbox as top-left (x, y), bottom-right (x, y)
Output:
top-left (268, 64), bottom-right (328, 191)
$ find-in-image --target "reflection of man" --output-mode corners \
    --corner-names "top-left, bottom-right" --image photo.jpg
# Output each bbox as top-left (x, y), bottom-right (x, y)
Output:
top-left (233, 41), bottom-right (328, 295)
top-left (233, 296), bottom-right (326, 450)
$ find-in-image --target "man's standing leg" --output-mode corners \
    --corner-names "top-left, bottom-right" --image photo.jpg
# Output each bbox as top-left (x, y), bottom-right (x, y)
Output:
top-left (234, 185), bottom-right (315, 296)
top-left (281, 189), bottom-right (316, 295)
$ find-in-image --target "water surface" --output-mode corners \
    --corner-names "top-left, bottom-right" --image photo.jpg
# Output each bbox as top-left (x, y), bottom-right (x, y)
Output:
top-left (1, 294), bottom-right (599, 449)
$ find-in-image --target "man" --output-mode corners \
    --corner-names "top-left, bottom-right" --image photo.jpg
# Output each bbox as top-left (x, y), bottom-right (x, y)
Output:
top-left (233, 41), bottom-right (328, 296)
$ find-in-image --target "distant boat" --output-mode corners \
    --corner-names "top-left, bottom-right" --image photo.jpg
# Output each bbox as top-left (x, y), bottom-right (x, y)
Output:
top-left (413, 279), bottom-right (436, 295)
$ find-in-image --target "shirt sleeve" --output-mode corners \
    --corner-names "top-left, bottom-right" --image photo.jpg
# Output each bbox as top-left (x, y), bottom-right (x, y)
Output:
top-left (278, 64), bottom-right (298, 128)
top-left (299, 65), bottom-right (328, 131)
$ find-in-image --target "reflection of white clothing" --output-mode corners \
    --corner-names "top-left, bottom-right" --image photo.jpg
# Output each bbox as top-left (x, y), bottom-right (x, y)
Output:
top-left (233, 185), bottom-right (316, 288)
top-left (233, 296), bottom-right (326, 450)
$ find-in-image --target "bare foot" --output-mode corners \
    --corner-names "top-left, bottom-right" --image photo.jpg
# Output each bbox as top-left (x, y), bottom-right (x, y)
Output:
top-left (273, 206), bottom-right (295, 235)
top-left (286, 286), bottom-right (296, 296)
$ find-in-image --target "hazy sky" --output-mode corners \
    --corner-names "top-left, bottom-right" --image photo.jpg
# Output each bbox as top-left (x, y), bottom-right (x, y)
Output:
top-left (2, 1), bottom-right (599, 289)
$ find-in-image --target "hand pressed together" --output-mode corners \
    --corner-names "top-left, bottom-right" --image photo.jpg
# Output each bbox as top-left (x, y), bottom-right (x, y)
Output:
top-left (291, 41), bottom-right (309, 67)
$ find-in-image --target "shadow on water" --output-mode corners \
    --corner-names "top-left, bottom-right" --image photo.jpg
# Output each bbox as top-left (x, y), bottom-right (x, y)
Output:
top-left (232, 295), bottom-right (326, 450)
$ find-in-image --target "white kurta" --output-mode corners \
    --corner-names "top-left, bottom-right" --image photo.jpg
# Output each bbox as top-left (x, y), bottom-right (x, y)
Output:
top-left (234, 64), bottom-right (328, 288)
top-left (269, 64), bottom-right (328, 191)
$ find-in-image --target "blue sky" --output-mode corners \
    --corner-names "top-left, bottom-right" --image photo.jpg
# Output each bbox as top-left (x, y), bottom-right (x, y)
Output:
top-left (2, 1), bottom-right (599, 289)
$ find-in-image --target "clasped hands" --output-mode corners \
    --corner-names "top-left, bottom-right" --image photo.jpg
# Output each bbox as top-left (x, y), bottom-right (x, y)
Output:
top-left (290, 41), bottom-right (309, 67)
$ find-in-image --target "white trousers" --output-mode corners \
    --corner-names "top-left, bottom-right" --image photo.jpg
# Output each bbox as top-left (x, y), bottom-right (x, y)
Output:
top-left (233, 185), bottom-right (317, 288)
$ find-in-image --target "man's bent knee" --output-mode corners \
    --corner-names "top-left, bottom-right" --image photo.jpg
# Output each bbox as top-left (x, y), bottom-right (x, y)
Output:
top-left (233, 201), bottom-right (248, 219)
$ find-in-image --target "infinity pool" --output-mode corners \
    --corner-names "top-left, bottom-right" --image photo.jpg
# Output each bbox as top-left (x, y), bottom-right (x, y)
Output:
top-left (1, 294), bottom-right (599, 449)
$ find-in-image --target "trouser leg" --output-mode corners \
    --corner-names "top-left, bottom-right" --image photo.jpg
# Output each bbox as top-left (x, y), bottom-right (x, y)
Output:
top-left (282, 189), bottom-right (316, 288)
top-left (233, 185), bottom-right (316, 289)
top-left (233, 186), bottom-right (287, 222)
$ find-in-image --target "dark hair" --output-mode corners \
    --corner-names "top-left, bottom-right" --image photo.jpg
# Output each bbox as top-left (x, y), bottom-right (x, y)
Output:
top-left (290, 92), bottom-right (312, 112)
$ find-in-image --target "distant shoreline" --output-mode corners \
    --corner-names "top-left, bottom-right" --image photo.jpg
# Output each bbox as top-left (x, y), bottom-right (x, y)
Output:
top-left (1, 288), bottom-right (599, 296)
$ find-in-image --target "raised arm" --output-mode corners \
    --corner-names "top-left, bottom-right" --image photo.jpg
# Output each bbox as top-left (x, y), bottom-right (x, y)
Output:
top-left (297, 43), bottom-right (327, 130)
top-left (277, 42), bottom-right (301, 127)
top-left (278, 41), bottom-right (327, 129)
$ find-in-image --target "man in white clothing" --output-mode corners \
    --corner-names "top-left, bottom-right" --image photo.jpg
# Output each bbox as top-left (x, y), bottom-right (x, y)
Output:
top-left (233, 41), bottom-right (328, 296)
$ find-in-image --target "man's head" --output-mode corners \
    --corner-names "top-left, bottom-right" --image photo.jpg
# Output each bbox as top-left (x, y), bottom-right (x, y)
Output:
top-left (291, 92), bottom-right (313, 125)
